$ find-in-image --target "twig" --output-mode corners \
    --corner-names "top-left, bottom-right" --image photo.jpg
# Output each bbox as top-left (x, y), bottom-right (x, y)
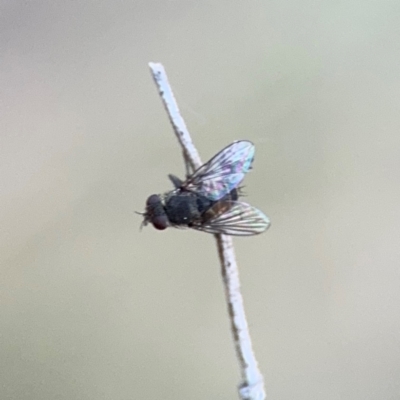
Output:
top-left (149, 62), bottom-right (266, 400)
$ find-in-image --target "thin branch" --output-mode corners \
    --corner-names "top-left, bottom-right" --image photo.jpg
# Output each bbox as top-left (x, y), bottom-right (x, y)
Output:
top-left (149, 62), bottom-right (266, 400)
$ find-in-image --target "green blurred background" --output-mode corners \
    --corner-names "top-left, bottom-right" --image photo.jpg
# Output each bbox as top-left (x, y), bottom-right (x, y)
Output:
top-left (1, 1), bottom-right (400, 399)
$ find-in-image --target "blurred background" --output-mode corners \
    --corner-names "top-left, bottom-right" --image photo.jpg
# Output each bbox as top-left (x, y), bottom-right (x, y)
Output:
top-left (1, 1), bottom-right (400, 399)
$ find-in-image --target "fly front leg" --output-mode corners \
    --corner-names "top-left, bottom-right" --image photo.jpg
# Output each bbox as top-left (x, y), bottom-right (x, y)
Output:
top-left (182, 150), bottom-right (194, 178)
top-left (168, 174), bottom-right (183, 189)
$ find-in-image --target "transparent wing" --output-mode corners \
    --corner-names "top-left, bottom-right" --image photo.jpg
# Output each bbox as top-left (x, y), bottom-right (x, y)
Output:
top-left (182, 141), bottom-right (255, 201)
top-left (191, 201), bottom-right (270, 236)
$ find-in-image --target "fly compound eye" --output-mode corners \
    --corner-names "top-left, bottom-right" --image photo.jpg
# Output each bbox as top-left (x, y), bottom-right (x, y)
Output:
top-left (146, 194), bottom-right (160, 207)
top-left (152, 215), bottom-right (168, 230)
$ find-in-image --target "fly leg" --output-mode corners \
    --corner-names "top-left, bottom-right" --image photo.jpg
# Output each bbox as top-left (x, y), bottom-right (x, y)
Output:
top-left (182, 150), bottom-right (194, 178)
top-left (168, 174), bottom-right (183, 189)
top-left (168, 150), bottom-right (195, 189)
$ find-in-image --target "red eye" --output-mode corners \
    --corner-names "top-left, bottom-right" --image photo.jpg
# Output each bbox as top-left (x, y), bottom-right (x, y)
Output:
top-left (152, 215), bottom-right (168, 230)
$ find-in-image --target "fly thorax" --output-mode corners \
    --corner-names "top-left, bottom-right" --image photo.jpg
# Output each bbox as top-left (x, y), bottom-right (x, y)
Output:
top-left (164, 193), bottom-right (201, 225)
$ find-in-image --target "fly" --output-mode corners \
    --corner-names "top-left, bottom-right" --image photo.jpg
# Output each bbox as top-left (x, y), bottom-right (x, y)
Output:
top-left (139, 140), bottom-right (270, 236)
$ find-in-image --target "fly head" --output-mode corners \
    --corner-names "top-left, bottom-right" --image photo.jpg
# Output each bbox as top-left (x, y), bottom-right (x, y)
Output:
top-left (143, 194), bottom-right (169, 230)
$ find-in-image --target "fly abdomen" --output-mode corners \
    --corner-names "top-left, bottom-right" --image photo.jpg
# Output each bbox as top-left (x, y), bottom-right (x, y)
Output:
top-left (222, 188), bottom-right (239, 202)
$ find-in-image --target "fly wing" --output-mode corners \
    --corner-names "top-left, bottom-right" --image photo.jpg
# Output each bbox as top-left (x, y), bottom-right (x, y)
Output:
top-left (182, 141), bottom-right (255, 201)
top-left (191, 201), bottom-right (270, 236)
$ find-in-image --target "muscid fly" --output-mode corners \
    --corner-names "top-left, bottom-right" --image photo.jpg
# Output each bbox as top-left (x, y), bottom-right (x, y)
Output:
top-left (139, 140), bottom-right (270, 236)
